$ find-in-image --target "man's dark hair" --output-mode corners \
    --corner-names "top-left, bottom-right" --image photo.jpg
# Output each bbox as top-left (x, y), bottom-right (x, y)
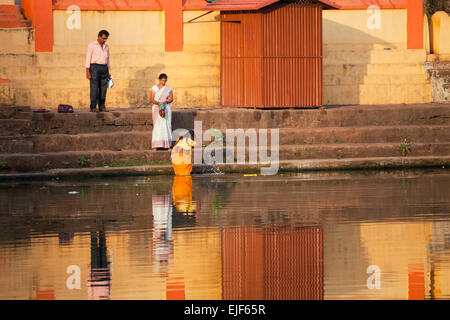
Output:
top-left (159, 73), bottom-right (168, 80)
top-left (98, 30), bottom-right (110, 38)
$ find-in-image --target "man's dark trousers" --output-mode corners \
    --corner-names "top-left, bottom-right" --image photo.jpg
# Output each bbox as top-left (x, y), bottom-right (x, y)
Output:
top-left (90, 64), bottom-right (109, 110)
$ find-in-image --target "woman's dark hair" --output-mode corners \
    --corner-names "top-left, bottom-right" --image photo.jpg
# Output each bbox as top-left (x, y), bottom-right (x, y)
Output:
top-left (187, 130), bottom-right (195, 140)
top-left (159, 73), bottom-right (168, 80)
top-left (98, 30), bottom-right (110, 37)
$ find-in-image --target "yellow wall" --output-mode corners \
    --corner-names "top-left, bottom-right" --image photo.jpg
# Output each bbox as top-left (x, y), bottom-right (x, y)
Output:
top-left (323, 9), bottom-right (431, 105)
top-left (323, 9), bottom-right (407, 46)
top-left (0, 8), bottom-right (435, 108)
top-left (431, 11), bottom-right (450, 60)
top-left (3, 10), bottom-right (220, 109)
top-left (0, 0), bottom-right (14, 4)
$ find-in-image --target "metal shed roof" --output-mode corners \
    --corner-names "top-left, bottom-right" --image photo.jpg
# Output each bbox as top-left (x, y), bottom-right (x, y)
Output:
top-left (204, 0), bottom-right (341, 10)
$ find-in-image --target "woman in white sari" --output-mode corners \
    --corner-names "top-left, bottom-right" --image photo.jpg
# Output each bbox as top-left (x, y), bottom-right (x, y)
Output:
top-left (151, 73), bottom-right (173, 150)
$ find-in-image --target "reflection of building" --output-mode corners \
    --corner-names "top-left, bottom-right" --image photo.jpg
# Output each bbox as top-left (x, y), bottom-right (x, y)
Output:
top-left (88, 231), bottom-right (111, 300)
top-left (221, 225), bottom-right (323, 300)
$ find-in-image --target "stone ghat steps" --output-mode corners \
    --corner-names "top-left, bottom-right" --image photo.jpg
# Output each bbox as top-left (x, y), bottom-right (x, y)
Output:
top-left (191, 105), bottom-right (450, 130)
top-left (0, 52), bottom-right (220, 68)
top-left (1, 105), bottom-right (449, 136)
top-left (0, 27), bottom-right (34, 54)
top-left (324, 83), bottom-right (432, 105)
top-left (1, 125), bottom-right (449, 154)
top-left (1, 142), bottom-right (450, 172)
top-left (324, 74), bottom-right (429, 86)
top-left (10, 86), bottom-right (219, 109)
top-left (0, 150), bottom-right (172, 172)
top-left (324, 63), bottom-right (426, 77)
top-left (323, 49), bottom-right (427, 65)
top-left (1, 49), bottom-right (422, 68)
top-left (10, 75), bottom-right (428, 89)
top-left (0, 64), bottom-right (220, 81)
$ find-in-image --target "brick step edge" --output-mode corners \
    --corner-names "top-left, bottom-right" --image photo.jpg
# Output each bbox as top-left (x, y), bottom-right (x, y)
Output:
top-left (0, 156), bottom-right (448, 181)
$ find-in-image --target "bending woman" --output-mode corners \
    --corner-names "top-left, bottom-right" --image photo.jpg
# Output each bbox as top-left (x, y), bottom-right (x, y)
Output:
top-left (151, 73), bottom-right (173, 150)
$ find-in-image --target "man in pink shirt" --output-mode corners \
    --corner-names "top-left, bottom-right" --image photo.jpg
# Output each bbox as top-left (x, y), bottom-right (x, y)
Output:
top-left (85, 30), bottom-right (111, 112)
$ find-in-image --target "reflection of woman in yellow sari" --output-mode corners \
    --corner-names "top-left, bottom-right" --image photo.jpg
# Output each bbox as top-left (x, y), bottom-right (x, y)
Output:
top-left (171, 130), bottom-right (196, 177)
top-left (172, 176), bottom-right (196, 215)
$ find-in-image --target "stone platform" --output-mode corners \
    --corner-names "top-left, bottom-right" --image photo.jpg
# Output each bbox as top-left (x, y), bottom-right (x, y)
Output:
top-left (0, 103), bottom-right (449, 179)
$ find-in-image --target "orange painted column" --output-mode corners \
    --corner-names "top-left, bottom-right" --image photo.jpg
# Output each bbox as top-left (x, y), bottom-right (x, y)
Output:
top-left (22, 0), bottom-right (53, 52)
top-left (406, 0), bottom-right (423, 49)
top-left (164, 0), bottom-right (183, 52)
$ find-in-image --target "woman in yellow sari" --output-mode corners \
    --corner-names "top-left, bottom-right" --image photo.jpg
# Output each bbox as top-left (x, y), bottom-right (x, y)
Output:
top-left (171, 130), bottom-right (196, 176)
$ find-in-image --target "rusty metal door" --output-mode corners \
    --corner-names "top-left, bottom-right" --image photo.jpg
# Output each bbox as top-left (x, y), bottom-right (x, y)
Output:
top-left (221, 15), bottom-right (244, 107)
top-left (262, 3), bottom-right (323, 108)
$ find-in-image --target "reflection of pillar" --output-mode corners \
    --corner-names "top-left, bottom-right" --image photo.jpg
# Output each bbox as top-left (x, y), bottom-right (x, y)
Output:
top-left (88, 231), bottom-right (111, 300)
top-left (221, 225), bottom-right (324, 300)
top-left (408, 264), bottom-right (425, 300)
top-left (166, 274), bottom-right (185, 300)
top-left (36, 285), bottom-right (55, 300)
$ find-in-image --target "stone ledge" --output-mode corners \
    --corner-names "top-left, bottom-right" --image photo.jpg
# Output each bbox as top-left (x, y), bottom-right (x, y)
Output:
top-left (1, 156), bottom-right (449, 181)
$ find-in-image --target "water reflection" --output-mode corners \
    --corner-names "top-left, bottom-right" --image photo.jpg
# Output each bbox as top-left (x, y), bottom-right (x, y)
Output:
top-left (152, 194), bottom-right (173, 273)
top-left (88, 230), bottom-right (111, 300)
top-left (0, 169), bottom-right (449, 299)
top-left (222, 225), bottom-right (323, 300)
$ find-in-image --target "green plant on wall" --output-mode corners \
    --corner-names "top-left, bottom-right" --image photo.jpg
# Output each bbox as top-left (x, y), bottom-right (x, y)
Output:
top-left (399, 139), bottom-right (411, 157)
top-left (78, 156), bottom-right (89, 167)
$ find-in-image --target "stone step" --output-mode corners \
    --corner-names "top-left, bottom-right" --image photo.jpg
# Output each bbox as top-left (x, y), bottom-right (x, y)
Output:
top-left (323, 49), bottom-right (426, 65)
top-left (203, 143), bottom-right (450, 163)
top-left (324, 63), bottom-right (425, 77)
top-left (278, 125), bottom-right (450, 145)
top-left (0, 27), bottom-right (34, 54)
top-left (0, 118), bottom-right (32, 135)
top-left (2, 105), bottom-right (449, 137)
top-left (0, 150), bottom-right (172, 172)
top-left (32, 52), bottom-right (220, 68)
top-left (324, 74), bottom-right (429, 86)
top-left (11, 86), bottom-right (220, 109)
top-left (0, 65), bottom-right (220, 81)
top-left (323, 43), bottom-right (407, 52)
top-left (192, 105), bottom-right (450, 129)
top-left (1, 142), bottom-right (449, 172)
top-left (324, 84), bottom-right (432, 105)
top-left (0, 105), bottom-right (31, 118)
top-left (11, 78), bottom-right (220, 89)
top-left (51, 44), bottom-right (220, 54)
top-left (1, 125), bottom-right (449, 153)
top-left (0, 131), bottom-right (154, 153)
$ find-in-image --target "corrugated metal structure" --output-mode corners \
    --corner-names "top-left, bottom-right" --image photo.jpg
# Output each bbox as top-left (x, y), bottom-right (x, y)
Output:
top-left (205, 0), bottom-right (339, 108)
top-left (221, 225), bottom-right (324, 300)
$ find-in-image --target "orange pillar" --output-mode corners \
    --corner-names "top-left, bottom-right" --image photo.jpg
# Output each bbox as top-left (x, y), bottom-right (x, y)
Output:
top-left (164, 0), bottom-right (183, 52)
top-left (406, 0), bottom-right (423, 49)
top-left (22, 0), bottom-right (53, 52)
